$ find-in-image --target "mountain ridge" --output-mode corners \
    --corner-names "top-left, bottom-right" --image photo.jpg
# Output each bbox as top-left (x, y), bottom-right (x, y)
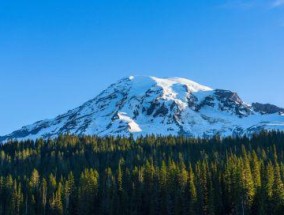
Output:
top-left (1, 76), bottom-right (284, 143)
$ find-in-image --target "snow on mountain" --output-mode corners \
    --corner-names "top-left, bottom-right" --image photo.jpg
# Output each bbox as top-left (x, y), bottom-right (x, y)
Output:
top-left (1, 76), bottom-right (284, 143)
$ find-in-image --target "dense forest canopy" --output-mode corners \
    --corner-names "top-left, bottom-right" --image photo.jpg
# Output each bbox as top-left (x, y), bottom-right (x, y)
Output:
top-left (1, 131), bottom-right (284, 214)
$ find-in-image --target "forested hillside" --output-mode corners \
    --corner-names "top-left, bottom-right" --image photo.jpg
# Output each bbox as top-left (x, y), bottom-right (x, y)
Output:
top-left (1, 132), bottom-right (284, 214)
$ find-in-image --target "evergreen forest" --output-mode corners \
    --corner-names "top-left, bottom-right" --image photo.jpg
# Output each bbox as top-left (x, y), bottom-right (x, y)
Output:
top-left (1, 132), bottom-right (284, 214)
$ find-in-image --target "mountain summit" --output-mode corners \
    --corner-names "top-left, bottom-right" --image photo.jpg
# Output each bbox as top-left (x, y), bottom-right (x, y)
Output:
top-left (1, 76), bottom-right (284, 142)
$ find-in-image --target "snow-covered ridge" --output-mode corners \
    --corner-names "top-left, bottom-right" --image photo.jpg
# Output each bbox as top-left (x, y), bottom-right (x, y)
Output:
top-left (1, 75), bottom-right (284, 143)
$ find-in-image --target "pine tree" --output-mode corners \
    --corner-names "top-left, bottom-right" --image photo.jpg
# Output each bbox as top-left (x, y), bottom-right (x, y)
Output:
top-left (40, 178), bottom-right (47, 215)
top-left (272, 163), bottom-right (284, 213)
top-left (241, 151), bottom-right (255, 213)
top-left (78, 168), bottom-right (99, 214)
top-left (11, 181), bottom-right (23, 215)
top-left (64, 172), bottom-right (75, 214)
top-left (188, 164), bottom-right (197, 214)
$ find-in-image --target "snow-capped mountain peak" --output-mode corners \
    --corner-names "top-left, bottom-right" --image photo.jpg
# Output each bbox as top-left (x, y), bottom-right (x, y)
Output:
top-left (1, 76), bottom-right (284, 143)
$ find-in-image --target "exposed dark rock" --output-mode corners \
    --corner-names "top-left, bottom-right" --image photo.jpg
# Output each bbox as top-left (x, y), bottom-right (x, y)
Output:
top-left (201, 115), bottom-right (221, 124)
top-left (232, 127), bottom-right (245, 137)
top-left (2, 128), bottom-right (30, 139)
top-left (30, 126), bottom-right (45, 135)
top-left (196, 96), bottom-right (215, 111)
top-left (147, 101), bottom-right (160, 115)
top-left (214, 89), bottom-right (251, 117)
top-left (75, 119), bottom-right (92, 134)
top-left (133, 109), bottom-right (139, 119)
top-left (252, 102), bottom-right (284, 114)
top-left (215, 89), bottom-right (243, 104)
top-left (170, 102), bottom-right (176, 111)
top-left (187, 95), bottom-right (198, 109)
top-left (153, 104), bottom-right (169, 117)
top-left (111, 112), bottom-right (119, 121)
top-left (96, 92), bottom-right (118, 104)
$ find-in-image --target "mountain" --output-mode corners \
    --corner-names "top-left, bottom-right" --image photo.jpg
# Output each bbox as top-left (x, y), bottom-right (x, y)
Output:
top-left (1, 76), bottom-right (284, 142)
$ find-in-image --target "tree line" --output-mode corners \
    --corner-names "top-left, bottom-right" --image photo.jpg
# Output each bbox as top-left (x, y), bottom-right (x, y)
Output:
top-left (0, 131), bottom-right (284, 214)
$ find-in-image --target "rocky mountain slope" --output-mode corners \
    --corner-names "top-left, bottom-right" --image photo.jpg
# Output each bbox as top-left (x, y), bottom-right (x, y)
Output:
top-left (1, 76), bottom-right (284, 142)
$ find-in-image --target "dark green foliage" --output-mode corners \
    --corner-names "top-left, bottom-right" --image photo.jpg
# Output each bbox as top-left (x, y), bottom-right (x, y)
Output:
top-left (0, 131), bottom-right (284, 214)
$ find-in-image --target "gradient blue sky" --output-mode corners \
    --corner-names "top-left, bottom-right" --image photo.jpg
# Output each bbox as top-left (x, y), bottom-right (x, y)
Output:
top-left (0, 0), bottom-right (284, 135)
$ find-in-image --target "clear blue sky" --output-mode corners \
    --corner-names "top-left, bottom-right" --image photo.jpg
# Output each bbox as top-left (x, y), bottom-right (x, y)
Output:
top-left (0, 0), bottom-right (284, 135)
